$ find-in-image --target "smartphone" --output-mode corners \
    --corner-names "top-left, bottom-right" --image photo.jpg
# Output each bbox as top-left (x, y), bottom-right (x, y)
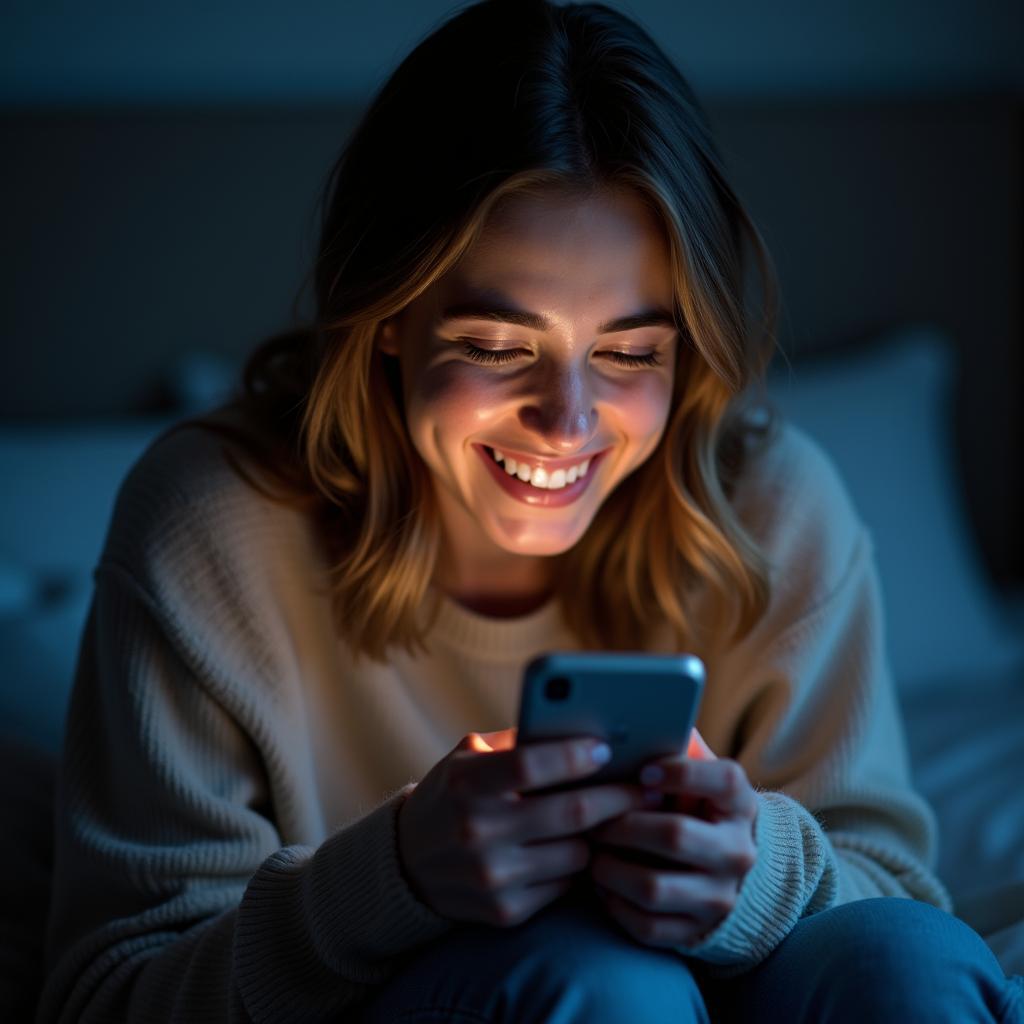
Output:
top-left (516, 651), bottom-right (705, 792)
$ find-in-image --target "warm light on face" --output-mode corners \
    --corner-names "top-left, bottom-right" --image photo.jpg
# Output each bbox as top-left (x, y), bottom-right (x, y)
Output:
top-left (377, 187), bottom-right (678, 573)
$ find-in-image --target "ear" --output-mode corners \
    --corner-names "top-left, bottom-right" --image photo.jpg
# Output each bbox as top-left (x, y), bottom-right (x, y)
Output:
top-left (376, 318), bottom-right (401, 357)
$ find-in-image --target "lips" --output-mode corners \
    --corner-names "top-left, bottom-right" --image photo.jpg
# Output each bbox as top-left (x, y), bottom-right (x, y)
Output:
top-left (489, 445), bottom-right (596, 474)
top-left (475, 443), bottom-right (608, 508)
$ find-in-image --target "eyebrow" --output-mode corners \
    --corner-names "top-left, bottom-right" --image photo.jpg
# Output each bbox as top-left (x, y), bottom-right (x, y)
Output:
top-left (438, 299), bottom-right (677, 335)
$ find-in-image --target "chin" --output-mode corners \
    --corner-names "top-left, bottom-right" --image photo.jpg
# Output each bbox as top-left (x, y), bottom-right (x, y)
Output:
top-left (488, 519), bottom-right (592, 557)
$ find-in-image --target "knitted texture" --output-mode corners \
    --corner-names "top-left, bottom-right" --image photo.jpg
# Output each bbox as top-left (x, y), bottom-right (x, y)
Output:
top-left (36, 418), bottom-right (949, 1022)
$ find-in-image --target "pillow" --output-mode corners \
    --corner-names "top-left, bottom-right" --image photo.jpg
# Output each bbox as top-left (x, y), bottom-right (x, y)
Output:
top-left (767, 325), bottom-right (1023, 692)
top-left (0, 417), bottom-right (175, 754)
top-left (0, 576), bottom-right (92, 754)
top-left (0, 417), bottom-right (176, 577)
top-left (164, 351), bottom-right (239, 414)
top-left (899, 663), bottom-right (1024, 902)
top-left (0, 562), bottom-right (34, 617)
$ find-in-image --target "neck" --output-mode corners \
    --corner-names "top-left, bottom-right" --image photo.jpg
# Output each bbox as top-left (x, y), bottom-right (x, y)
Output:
top-left (443, 588), bottom-right (554, 617)
top-left (432, 542), bottom-right (557, 619)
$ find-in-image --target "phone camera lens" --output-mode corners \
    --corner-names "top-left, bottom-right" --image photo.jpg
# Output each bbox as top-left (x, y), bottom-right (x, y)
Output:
top-left (544, 676), bottom-right (571, 701)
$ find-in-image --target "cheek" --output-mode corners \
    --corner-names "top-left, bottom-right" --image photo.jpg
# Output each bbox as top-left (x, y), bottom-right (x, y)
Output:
top-left (404, 364), bottom-right (509, 449)
top-left (611, 374), bottom-right (675, 444)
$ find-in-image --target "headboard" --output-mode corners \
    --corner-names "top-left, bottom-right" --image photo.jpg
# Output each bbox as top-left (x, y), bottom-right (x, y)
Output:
top-left (2, 97), bottom-right (1020, 585)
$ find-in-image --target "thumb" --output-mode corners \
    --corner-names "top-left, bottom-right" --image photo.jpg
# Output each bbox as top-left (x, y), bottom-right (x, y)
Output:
top-left (457, 729), bottom-right (516, 754)
top-left (478, 727), bottom-right (517, 751)
top-left (687, 727), bottom-right (716, 760)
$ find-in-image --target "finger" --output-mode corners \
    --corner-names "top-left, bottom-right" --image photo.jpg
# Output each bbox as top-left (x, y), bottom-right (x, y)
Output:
top-left (507, 784), bottom-right (655, 844)
top-left (517, 838), bottom-right (592, 886)
top-left (477, 727), bottom-right (517, 752)
top-left (458, 736), bottom-right (611, 796)
top-left (458, 838), bottom-right (592, 892)
top-left (641, 758), bottom-right (758, 819)
top-left (433, 875), bottom-right (574, 928)
top-left (687, 728), bottom-right (716, 760)
top-left (590, 852), bottom-right (738, 926)
top-left (418, 831), bottom-right (589, 889)
top-left (670, 793), bottom-right (712, 819)
top-left (594, 886), bottom-right (706, 948)
top-left (485, 878), bottom-right (575, 928)
top-left (589, 812), bottom-right (757, 876)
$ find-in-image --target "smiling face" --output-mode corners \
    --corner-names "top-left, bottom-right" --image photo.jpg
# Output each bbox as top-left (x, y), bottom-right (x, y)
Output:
top-left (377, 185), bottom-right (679, 602)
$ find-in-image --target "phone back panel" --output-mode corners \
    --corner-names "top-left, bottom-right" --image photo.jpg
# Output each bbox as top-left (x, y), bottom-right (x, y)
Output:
top-left (517, 651), bottom-right (705, 787)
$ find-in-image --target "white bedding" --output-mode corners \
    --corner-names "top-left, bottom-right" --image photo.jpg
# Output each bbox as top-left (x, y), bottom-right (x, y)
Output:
top-left (900, 665), bottom-right (1024, 975)
top-left (985, 912), bottom-right (1024, 980)
top-left (2, 331), bottom-right (1022, 1002)
top-left (766, 327), bottom-right (1024, 978)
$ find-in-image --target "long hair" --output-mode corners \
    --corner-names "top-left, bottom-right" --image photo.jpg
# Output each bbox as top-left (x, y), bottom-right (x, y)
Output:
top-left (192, 0), bottom-right (780, 662)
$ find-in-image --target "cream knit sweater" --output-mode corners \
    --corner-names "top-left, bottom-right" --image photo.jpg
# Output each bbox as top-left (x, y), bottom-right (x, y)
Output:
top-left (36, 416), bottom-right (950, 1023)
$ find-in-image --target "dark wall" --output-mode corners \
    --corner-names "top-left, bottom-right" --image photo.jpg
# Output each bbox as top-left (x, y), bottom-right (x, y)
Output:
top-left (4, 0), bottom-right (1022, 105)
top-left (2, 99), bottom-right (1021, 591)
top-left (2, 3), bottom-right (1021, 587)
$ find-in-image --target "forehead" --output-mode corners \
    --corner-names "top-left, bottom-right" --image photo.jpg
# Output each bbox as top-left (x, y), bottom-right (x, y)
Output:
top-left (473, 186), bottom-right (669, 276)
top-left (434, 186), bottom-right (675, 317)
top-left (477, 185), bottom-right (666, 252)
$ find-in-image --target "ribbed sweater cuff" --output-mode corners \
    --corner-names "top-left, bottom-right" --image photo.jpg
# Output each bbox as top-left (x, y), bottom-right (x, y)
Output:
top-left (235, 788), bottom-right (453, 1021)
top-left (308, 786), bottom-right (454, 964)
top-left (682, 791), bottom-right (839, 975)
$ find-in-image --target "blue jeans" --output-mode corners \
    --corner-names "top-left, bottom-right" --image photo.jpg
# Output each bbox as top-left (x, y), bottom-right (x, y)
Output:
top-left (358, 893), bottom-right (1024, 1022)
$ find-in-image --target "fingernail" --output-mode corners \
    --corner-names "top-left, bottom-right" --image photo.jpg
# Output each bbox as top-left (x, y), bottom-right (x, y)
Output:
top-left (590, 742), bottom-right (612, 765)
top-left (640, 765), bottom-right (664, 785)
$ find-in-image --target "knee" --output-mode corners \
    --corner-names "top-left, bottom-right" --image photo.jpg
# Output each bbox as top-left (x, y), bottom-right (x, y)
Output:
top-left (802, 898), bottom-right (1014, 1020)
top-left (361, 897), bottom-right (711, 1024)
top-left (492, 901), bottom-right (709, 1024)
top-left (527, 918), bottom-right (705, 1022)
top-left (824, 897), bottom-right (990, 970)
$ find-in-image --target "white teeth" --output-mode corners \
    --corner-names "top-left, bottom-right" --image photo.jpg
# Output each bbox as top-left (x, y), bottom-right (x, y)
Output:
top-left (488, 446), bottom-right (594, 490)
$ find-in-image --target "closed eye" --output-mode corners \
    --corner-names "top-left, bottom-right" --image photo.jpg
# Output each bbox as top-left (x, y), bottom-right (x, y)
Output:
top-left (460, 341), bottom-right (662, 368)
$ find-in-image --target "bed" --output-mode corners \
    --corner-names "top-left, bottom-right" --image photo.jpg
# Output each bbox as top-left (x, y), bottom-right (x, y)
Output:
top-left (1, 97), bottom-right (1021, 1015)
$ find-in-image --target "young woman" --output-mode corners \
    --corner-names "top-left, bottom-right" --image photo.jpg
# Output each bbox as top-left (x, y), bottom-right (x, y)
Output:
top-left (38, 1), bottom-right (1023, 1021)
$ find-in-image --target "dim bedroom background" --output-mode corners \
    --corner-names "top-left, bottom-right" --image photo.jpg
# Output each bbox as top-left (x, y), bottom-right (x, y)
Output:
top-left (1, 96), bottom-right (1022, 1015)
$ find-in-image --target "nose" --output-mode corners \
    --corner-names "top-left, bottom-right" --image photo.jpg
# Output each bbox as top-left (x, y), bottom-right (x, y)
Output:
top-left (517, 361), bottom-right (598, 453)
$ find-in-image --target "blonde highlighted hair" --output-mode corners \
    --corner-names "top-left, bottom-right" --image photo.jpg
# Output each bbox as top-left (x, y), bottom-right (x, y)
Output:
top-left (194, 0), bottom-right (780, 662)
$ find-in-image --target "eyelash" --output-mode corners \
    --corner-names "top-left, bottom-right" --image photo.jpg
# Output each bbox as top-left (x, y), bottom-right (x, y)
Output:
top-left (460, 341), bottom-right (662, 368)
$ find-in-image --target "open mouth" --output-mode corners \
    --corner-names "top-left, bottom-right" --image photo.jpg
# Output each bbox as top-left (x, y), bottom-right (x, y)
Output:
top-left (476, 444), bottom-right (608, 507)
top-left (483, 445), bottom-right (594, 491)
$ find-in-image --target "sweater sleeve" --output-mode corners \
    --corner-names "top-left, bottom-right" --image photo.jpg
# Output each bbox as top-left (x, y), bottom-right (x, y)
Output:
top-left (682, 527), bottom-right (952, 975)
top-left (36, 450), bottom-right (452, 1022)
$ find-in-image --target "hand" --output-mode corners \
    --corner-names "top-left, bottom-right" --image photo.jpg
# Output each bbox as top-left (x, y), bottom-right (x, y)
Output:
top-left (397, 728), bottom-right (653, 928)
top-left (587, 749), bottom-right (759, 949)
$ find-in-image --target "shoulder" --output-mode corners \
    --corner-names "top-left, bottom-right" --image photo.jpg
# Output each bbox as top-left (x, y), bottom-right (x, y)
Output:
top-left (99, 407), bottom-right (322, 613)
top-left (102, 409), bottom-right (266, 562)
top-left (731, 416), bottom-right (869, 620)
top-left (85, 412), bottom-right (336, 768)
